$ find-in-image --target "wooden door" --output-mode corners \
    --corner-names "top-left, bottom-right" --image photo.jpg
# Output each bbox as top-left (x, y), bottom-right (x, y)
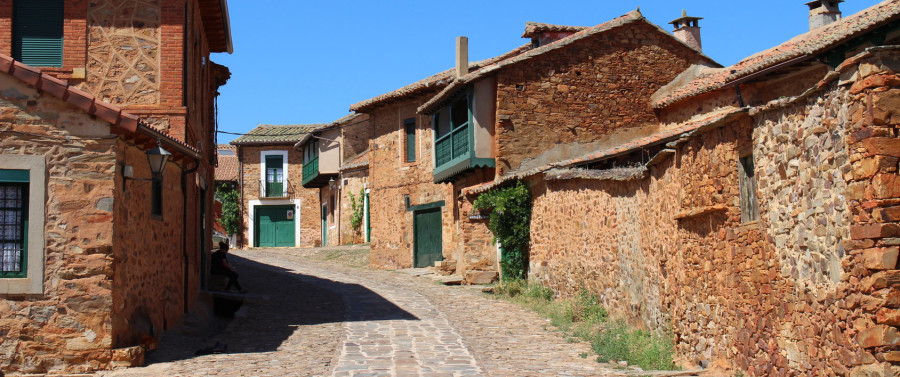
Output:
top-left (414, 208), bottom-right (442, 268)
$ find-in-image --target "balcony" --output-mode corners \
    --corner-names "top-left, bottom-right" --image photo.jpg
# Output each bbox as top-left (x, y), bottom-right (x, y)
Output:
top-left (433, 121), bottom-right (494, 183)
top-left (259, 178), bottom-right (291, 199)
top-left (302, 155), bottom-right (318, 186)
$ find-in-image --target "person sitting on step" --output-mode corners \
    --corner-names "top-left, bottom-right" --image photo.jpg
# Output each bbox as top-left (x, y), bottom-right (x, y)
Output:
top-left (211, 241), bottom-right (247, 293)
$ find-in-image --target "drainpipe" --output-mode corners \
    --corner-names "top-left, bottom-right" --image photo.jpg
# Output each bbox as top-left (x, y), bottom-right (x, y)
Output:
top-left (238, 146), bottom-right (244, 248)
top-left (181, 160), bottom-right (200, 313)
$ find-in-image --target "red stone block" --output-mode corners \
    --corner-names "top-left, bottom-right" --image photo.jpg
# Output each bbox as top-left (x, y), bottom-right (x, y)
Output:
top-left (857, 325), bottom-right (900, 348)
top-left (862, 138), bottom-right (900, 157)
top-left (862, 247), bottom-right (900, 270)
top-left (850, 223), bottom-right (900, 240)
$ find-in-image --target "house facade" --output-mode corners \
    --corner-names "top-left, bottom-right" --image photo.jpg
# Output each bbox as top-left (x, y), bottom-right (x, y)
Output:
top-left (296, 113), bottom-right (372, 246)
top-left (231, 124), bottom-right (320, 249)
top-left (456, 1), bottom-right (900, 375)
top-left (0, 0), bottom-right (232, 373)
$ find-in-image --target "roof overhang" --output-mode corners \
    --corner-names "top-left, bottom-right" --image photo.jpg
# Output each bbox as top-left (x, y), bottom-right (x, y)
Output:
top-left (199, 0), bottom-right (233, 54)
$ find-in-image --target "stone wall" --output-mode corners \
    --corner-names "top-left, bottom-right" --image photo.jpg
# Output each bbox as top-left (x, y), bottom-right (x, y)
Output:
top-left (494, 22), bottom-right (708, 174)
top-left (526, 52), bottom-right (900, 375)
top-left (367, 97), bottom-right (455, 269)
top-left (236, 145), bottom-right (318, 248)
top-left (339, 169), bottom-right (368, 245)
top-left (0, 74), bottom-right (118, 374)
top-left (111, 141), bottom-right (186, 350)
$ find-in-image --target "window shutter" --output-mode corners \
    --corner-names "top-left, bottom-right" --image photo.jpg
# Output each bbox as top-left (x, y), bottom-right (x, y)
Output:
top-left (13, 0), bottom-right (64, 67)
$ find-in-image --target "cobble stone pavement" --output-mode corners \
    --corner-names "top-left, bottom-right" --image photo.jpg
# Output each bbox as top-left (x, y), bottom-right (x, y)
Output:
top-left (102, 248), bottom-right (633, 377)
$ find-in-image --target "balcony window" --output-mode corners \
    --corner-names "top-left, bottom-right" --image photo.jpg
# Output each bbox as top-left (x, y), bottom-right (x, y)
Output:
top-left (302, 139), bottom-right (320, 186)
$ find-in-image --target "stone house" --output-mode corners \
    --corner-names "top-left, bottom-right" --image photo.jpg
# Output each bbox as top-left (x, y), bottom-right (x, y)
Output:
top-left (295, 113), bottom-right (372, 246)
top-left (231, 124), bottom-right (321, 249)
top-left (411, 10), bottom-right (716, 281)
top-left (462, 0), bottom-right (900, 375)
top-left (0, 0), bottom-right (232, 373)
top-left (349, 47), bottom-right (530, 269)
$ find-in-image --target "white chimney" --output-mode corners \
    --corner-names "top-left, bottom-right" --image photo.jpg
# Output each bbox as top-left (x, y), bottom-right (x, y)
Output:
top-left (669, 10), bottom-right (703, 53)
top-left (806, 0), bottom-right (842, 30)
top-left (456, 36), bottom-right (469, 78)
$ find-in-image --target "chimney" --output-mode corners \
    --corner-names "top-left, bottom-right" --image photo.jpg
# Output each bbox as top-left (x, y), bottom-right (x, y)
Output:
top-left (806, 0), bottom-right (842, 30)
top-left (669, 10), bottom-right (703, 52)
top-left (456, 36), bottom-right (469, 78)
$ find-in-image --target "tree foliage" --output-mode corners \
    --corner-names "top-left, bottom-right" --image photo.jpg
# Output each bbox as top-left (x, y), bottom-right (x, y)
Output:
top-left (473, 181), bottom-right (532, 280)
top-left (215, 182), bottom-right (241, 236)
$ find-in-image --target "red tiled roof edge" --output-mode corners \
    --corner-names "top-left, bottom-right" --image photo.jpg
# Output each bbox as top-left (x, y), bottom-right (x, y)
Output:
top-left (521, 22), bottom-right (588, 38)
top-left (349, 43), bottom-right (533, 113)
top-left (461, 107), bottom-right (747, 196)
top-left (0, 54), bottom-right (200, 159)
top-left (418, 10), bottom-right (720, 115)
top-left (653, 0), bottom-right (900, 109)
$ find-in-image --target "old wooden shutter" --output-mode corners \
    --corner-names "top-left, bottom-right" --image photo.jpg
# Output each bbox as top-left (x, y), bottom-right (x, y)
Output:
top-left (13, 0), bottom-right (64, 67)
top-left (265, 155), bottom-right (284, 197)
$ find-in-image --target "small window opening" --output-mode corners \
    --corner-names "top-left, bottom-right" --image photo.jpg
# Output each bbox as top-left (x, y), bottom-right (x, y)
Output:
top-left (739, 154), bottom-right (759, 223)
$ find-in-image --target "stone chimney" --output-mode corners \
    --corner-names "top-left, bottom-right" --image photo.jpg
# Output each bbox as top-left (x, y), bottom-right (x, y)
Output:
top-left (806, 0), bottom-right (842, 30)
top-left (669, 10), bottom-right (703, 52)
top-left (456, 36), bottom-right (469, 78)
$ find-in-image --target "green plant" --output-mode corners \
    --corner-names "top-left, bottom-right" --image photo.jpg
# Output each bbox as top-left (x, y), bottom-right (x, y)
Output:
top-left (591, 321), bottom-right (677, 371)
top-left (215, 182), bottom-right (241, 236)
top-left (473, 181), bottom-right (532, 280)
top-left (348, 187), bottom-right (364, 231)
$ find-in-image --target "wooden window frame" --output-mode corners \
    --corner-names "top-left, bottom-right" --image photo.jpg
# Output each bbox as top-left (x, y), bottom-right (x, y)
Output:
top-left (404, 118), bottom-right (417, 164)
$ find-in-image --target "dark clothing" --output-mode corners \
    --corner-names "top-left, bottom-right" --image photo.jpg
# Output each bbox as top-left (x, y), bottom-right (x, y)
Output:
top-left (211, 250), bottom-right (242, 291)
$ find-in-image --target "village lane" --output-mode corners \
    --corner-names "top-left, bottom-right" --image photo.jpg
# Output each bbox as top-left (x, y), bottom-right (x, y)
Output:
top-left (102, 248), bottom-right (632, 377)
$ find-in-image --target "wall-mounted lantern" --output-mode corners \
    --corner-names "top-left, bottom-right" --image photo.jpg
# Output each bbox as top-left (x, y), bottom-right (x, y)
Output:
top-left (123, 139), bottom-right (172, 186)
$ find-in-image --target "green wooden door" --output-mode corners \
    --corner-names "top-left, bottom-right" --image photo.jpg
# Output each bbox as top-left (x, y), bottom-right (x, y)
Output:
top-left (255, 205), bottom-right (295, 247)
top-left (265, 156), bottom-right (284, 197)
top-left (321, 203), bottom-right (328, 247)
top-left (365, 191), bottom-right (371, 243)
top-left (414, 209), bottom-right (442, 268)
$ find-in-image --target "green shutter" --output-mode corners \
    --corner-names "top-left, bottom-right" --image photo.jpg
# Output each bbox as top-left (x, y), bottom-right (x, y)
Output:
top-left (13, 0), bottom-right (64, 68)
top-left (0, 170), bottom-right (29, 183)
top-left (405, 118), bottom-right (416, 163)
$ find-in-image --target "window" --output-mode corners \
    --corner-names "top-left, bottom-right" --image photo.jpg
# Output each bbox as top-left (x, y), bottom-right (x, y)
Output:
top-left (0, 171), bottom-right (28, 278)
top-left (265, 155), bottom-right (284, 197)
top-left (13, 0), bottom-right (64, 67)
top-left (433, 92), bottom-right (472, 170)
top-left (151, 175), bottom-right (163, 217)
top-left (739, 154), bottom-right (759, 223)
top-left (0, 155), bottom-right (45, 295)
top-left (404, 118), bottom-right (416, 163)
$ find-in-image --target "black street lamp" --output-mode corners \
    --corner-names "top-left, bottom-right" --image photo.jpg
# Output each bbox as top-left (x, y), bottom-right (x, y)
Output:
top-left (146, 139), bottom-right (172, 176)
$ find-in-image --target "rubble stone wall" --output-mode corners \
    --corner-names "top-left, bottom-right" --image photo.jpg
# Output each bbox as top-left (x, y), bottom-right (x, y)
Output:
top-left (494, 22), bottom-right (708, 174)
top-left (0, 74), bottom-right (117, 374)
top-left (339, 169), bottom-right (368, 245)
top-left (527, 53), bottom-right (900, 375)
top-left (111, 141), bottom-right (185, 350)
top-left (367, 98), bottom-right (455, 269)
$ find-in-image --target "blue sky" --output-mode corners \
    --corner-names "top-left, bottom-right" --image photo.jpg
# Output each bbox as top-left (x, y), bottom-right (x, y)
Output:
top-left (212, 0), bottom-right (879, 144)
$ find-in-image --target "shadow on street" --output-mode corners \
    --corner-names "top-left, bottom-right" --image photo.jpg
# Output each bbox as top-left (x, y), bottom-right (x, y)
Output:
top-left (145, 253), bottom-right (417, 364)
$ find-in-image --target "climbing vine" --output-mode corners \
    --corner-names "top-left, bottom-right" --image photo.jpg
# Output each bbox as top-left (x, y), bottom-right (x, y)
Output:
top-left (349, 187), bottom-right (365, 231)
top-left (473, 181), bottom-right (532, 280)
top-left (215, 182), bottom-right (241, 236)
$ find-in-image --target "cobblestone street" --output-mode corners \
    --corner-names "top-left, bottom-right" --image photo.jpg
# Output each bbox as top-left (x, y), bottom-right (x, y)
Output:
top-left (100, 248), bottom-right (638, 377)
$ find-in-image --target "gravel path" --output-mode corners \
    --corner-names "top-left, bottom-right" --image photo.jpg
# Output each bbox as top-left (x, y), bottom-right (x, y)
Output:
top-left (101, 248), bottom-right (632, 377)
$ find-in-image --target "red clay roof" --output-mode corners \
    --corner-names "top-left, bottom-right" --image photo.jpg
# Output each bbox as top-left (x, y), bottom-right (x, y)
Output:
top-left (521, 22), bottom-right (587, 38)
top-left (0, 53), bottom-right (200, 159)
top-left (653, 0), bottom-right (900, 109)
top-left (349, 44), bottom-right (533, 113)
top-left (215, 144), bottom-right (238, 182)
top-left (462, 107), bottom-right (747, 195)
top-left (419, 10), bottom-right (719, 115)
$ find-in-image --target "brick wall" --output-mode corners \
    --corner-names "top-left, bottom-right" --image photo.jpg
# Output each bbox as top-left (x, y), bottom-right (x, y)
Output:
top-left (237, 145), bottom-right (319, 248)
top-left (0, 74), bottom-right (118, 374)
top-left (366, 97), bottom-right (456, 269)
top-left (494, 22), bottom-right (708, 174)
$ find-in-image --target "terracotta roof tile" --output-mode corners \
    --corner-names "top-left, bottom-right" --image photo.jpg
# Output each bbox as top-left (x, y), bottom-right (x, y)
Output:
top-left (521, 22), bottom-right (588, 38)
top-left (654, 0), bottom-right (900, 108)
top-left (420, 10), bottom-right (719, 115)
top-left (340, 153), bottom-right (369, 172)
top-left (230, 124), bottom-right (324, 145)
top-left (0, 53), bottom-right (199, 158)
top-left (215, 147), bottom-right (239, 182)
top-left (462, 107), bottom-right (746, 195)
top-left (349, 44), bottom-right (533, 113)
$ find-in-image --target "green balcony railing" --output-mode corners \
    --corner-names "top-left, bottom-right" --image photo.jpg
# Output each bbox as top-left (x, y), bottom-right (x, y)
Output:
top-left (302, 156), bottom-right (319, 186)
top-left (435, 121), bottom-right (469, 168)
